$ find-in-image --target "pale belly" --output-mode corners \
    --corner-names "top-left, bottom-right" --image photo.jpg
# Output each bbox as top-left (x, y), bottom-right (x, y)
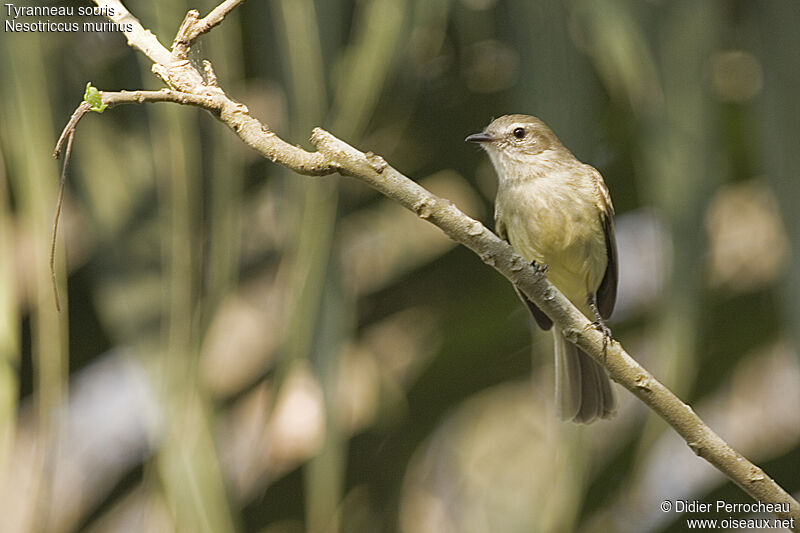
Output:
top-left (500, 187), bottom-right (607, 314)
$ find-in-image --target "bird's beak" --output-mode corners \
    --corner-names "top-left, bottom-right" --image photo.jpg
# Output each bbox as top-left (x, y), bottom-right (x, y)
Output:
top-left (465, 132), bottom-right (496, 143)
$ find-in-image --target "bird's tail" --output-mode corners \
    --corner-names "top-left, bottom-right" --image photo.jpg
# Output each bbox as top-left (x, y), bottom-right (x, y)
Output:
top-left (553, 328), bottom-right (616, 423)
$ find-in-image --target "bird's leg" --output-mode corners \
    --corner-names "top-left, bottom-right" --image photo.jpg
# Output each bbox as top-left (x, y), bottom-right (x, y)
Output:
top-left (587, 294), bottom-right (612, 357)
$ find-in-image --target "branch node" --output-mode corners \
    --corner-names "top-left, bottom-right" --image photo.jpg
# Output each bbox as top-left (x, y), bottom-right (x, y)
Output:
top-left (748, 468), bottom-right (766, 483)
top-left (203, 60), bottom-right (218, 86)
top-left (561, 328), bottom-right (581, 344)
top-left (172, 9), bottom-right (200, 59)
top-left (365, 151), bottom-right (387, 173)
top-left (152, 63), bottom-right (169, 84)
top-left (688, 440), bottom-right (704, 457)
top-left (633, 374), bottom-right (652, 392)
top-left (467, 220), bottom-right (484, 237)
top-left (310, 127), bottom-right (335, 152)
top-left (509, 255), bottom-right (528, 272)
top-left (478, 252), bottom-right (496, 267)
top-left (541, 286), bottom-right (556, 302)
top-left (412, 198), bottom-right (435, 219)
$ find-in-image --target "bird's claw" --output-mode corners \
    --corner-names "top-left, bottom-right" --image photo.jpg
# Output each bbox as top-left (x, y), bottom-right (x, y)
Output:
top-left (586, 295), bottom-right (613, 359)
top-left (531, 260), bottom-right (548, 274)
top-left (590, 320), bottom-right (613, 359)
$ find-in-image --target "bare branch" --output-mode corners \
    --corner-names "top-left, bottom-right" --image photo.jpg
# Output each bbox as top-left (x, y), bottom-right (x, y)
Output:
top-left (172, 0), bottom-right (246, 59)
top-left (50, 129), bottom-right (75, 312)
top-left (171, 9), bottom-right (201, 60)
top-left (54, 101), bottom-right (90, 158)
top-left (57, 0), bottom-right (800, 527)
top-left (195, 0), bottom-right (247, 36)
top-left (95, 1), bottom-right (171, 65)
top-left (102, 89), bottom-right (216, 109)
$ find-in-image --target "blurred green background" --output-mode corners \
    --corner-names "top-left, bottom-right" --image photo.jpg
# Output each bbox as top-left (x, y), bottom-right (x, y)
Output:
top-left (1, 1), bottom-right (799, 532)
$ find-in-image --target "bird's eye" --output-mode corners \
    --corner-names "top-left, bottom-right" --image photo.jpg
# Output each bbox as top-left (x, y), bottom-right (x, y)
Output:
top-left (512, 127), bottom-right (526, 139)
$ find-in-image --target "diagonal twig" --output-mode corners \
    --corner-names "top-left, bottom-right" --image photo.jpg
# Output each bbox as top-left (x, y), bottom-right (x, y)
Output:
top-left (172, 0), bottom-right (247, 59)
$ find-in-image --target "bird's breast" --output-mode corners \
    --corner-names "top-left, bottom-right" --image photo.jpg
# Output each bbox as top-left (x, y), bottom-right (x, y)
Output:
top-left (497, 180), bottom-right (607, 308)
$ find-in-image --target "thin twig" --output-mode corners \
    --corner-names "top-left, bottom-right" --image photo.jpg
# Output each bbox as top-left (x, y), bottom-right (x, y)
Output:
top-left (101, 89), bottom-right (217, 109)
top-left (53, 101), bottom-right (90, 158)
top-left (172, 0), bottom-right (246, 58)
top-left (50, 129), bottom-right (74, 313)
top-left (51, 100), bottom-right (91, 312)
top-left (193, 0), bottom-right (247, 39)
top-left (170, 9), bottom-right (200, 60)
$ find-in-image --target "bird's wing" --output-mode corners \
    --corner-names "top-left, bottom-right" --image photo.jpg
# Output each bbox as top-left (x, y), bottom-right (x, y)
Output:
top-left (593, 169), bottom-right (618, 319)
top-left (515, 286), bottom-right (554, 330)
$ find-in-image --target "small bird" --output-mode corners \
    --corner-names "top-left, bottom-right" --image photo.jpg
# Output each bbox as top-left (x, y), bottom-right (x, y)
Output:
top-left (466, 114), bottom-right (618, 423)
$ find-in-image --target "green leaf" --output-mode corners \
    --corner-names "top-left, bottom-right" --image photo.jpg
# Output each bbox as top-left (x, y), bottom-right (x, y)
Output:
top-left (83, 82), bottom-right (107, 113)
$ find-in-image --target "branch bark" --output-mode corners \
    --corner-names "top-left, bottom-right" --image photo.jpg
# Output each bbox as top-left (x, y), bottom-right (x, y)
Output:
top-left (62, 0), bottom-right (800, 527)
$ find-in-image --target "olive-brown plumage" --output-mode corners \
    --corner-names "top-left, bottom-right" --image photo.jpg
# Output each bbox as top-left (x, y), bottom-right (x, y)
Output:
top-left (467, 114), bottom-right (617, 423)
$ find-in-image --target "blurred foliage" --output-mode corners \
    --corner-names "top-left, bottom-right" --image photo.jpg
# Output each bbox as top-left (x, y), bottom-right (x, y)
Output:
top-left (1, 0), bottom-right (799, 532)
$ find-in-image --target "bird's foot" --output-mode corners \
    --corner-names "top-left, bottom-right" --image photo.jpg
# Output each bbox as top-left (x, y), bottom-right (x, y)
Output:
top-left (594, 320), bottom-right (613, 356)
top-left (531, 260), bottom-right (548, 274)
top-left (582, 319), bottom-right (613, 359)
top-left (586, 295), bottom-right (613, 359)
